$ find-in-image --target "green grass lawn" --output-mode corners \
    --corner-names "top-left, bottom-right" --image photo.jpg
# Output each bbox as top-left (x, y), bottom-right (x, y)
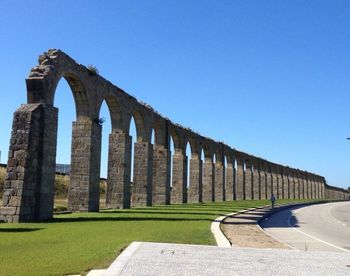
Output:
top-left (0, 199), bottom-right (317, 276)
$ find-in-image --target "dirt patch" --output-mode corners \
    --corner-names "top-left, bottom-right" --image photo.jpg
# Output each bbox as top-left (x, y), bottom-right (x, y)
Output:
top-left (221, 209), bottom-right (289, 249)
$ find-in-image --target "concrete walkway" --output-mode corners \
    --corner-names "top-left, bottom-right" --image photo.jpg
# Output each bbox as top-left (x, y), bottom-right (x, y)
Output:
top-left (99, 241), bottom-right (350, 275)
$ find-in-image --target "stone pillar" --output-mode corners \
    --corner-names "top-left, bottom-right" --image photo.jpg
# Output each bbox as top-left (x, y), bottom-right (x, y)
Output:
top-left (283, 172), bottom-right (288, 199)
top-left (318, 181), bottom-right (322, 199)
top-left (106, 132), bottom-right (131, 209)
top-left (244, 161), bottom-right (253, 200)
top-left (152, 144), bottom-right (171, 205)
top-left (296, 173), bottom-right (303, 199)
top-left (68, 119), bottom-right (101, 212)
top-left (277, 169), bottom-right (283, 199)
top-left (303, 174), bottom-right (308, 199)
top-left (266, 168), bottom-right (272, 198)
top-left (252, 161), bottom-right (260, 200)
top-left (294, 172), bottom-right (300, 199)
top-left (304, 173), bottom-right (310, 199)
top-left (289, 174), bottom-right (294, 199)
top-left (1, 104), bottom-right (58, 222)
top-left (202, 156), bottom-right (214, 202)
top-left (259, 164), bottom-right (267, 200)
top-left (316, 179), bottom-right (320, 199)
top-left (271, 167), bottom-right (278, 197)
top-left (320, 181), bottom-right (325, 199)
top-left (131, 141), bottom-right (153, 207)
top-left (308, 177), bottom-right (313, 199)
top-left (307, 175), bottom-right (312, 199)
top-left (188, 153), bottom-right (202, 203)
top-left (286, 173), bottom-right (291, 199)
top-left (225, 161), bottom-right (234, 201)
top-left (214, 160), bottom-right (224, 201)
top-left (236, 159), bottom-right (244, 200)
top-left (171, 149), bottom-right (187, 204)
top-left (313, 177), bottom-right (317, 199)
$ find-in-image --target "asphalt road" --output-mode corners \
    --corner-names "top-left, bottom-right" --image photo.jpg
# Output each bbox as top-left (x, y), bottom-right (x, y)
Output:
top-left (260, 201), bottom-right (350, 253)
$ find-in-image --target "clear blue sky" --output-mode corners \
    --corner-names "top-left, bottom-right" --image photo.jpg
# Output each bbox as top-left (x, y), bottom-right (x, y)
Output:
top-left (0, 1), bottom-right (349, 189)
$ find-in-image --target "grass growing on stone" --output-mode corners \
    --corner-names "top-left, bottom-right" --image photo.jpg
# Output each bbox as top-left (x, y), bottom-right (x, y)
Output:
top-left (0, 199), bottom-right (315, 276)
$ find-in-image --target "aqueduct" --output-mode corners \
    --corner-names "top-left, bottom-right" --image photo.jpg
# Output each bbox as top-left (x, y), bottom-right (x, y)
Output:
top-left (1, 49), bottom-right (348, 222)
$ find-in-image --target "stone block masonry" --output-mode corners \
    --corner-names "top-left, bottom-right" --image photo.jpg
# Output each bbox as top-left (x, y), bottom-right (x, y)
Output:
top-left (1, 49), bottom-right (348, 222)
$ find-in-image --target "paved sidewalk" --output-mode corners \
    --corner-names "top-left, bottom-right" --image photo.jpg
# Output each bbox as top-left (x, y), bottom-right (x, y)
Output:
top-left (101, 242), bottom-right (350, 275)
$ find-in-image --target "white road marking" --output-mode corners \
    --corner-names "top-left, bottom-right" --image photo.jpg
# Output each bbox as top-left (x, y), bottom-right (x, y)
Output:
top-left (287, 212), bottom-right (350, 253)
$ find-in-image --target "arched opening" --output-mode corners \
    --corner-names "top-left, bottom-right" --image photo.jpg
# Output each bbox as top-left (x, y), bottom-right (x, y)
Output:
top-left (53, 78), bottom-right (76, 212)
top-left (129, 116), bottom-right (137, 185)
top-left (186, 142), bottom-right (191, 189)
top-left (200, 149), bottom-right (204, 202)
top-left (212, 153), bottom-right (216, 201)
top-left (233, 158), bottom-right (238, 200)
top-left (169, 136), bottom-right (175, 189)
top-left (251, 163), bottom-right (255, 200)
top-left (201, 149), bottom-right (205, 178)
top-left (98, 100), bottom-right (112, 209)
top-left (151, 129), bottom-right (155, 145)
top-left (224, 156), bottom-right (228, 201)
top-left (243, 161), bottom-right (247, 200)
top-left (128, 111), bottom-right (153, 207)
top-left (52, 73), bottom-right (104, 213)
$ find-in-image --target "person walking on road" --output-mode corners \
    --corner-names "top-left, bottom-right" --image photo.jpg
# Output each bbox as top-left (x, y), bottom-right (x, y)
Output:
top-left (270, 194), bottom-right (276, 209)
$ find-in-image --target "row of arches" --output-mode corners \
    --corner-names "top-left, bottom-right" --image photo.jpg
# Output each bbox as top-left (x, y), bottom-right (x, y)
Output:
top-left (1, 49), bottom-right (344, 223)
top-left (56, 81), bottom-right (326, 211)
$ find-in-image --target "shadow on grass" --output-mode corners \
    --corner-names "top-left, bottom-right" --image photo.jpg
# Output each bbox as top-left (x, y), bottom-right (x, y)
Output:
top-left (102, 210), bottom-right (232, 217)
top-left (221, 221), bottom-right (257, 225)
top-left (0, 228), bottom-right (43, 232)
top-left (226, 215), bottom-right (262, 220)
top-left (53, 216), bottom-right (213, 223)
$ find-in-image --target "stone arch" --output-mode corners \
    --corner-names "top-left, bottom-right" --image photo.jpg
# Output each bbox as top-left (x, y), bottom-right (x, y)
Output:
top-left (251, 157), bottom-right (260, 200)
top-left (242, 155), bottom-right (253, 200)
top-left (27, 51), bottom-right (92, 119)
top-left (201, 140), bottom-right (215, 202)
top-left (224, 147), bottom-right (234, 201)
top-left (126, 109), bottom-right (147, 142)
top-left (213, 143), bottom-right (225, 202)
top-left (259, 159), bottom-right (268, 200)
top-left (187, 134), bottom-right (203, 203)
top-left (3, 49), bottom-right (339, 222)
top-left (265, 162), bottom-right (273, 198)
top-left (169, 125), bottom-right (187, 204)
top-left (151, 117), bottom-right (171, 205)
top-left (152, 117), bottom-right (167, 147)
top-left (96, 93), bottom-right (125, 133)
top-left (128, 108), bottom-right (153, 207)
top-left (234, 151), bottom-right (245, 200)
top-left (169, 125), bottom-right (183, 151)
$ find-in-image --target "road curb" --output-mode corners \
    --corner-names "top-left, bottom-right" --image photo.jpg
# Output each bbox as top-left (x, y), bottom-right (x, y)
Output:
top-left (211, 206), bottom-right (269, 247)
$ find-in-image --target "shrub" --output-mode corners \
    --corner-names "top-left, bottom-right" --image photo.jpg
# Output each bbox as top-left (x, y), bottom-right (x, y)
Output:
top-left (55, 174), bottom-right (70, 198)
top-left (87, 64), bottom-right (99, 75)
top-left (0, 167), bottom-right (6, 197)
top-left (54, 174), bottom-right (106, 198)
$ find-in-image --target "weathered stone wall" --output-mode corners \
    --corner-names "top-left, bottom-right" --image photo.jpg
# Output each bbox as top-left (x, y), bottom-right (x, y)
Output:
top-left (1, 49), bottom-right (348, 222)
top-left (325, 184), bottom-right (349, 200)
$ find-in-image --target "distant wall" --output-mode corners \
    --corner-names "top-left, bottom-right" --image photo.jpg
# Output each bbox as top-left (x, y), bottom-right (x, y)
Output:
top-left (325, 184), bottom-right (349, 200)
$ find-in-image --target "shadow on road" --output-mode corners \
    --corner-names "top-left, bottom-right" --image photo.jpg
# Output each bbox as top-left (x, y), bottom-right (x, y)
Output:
top-left (260, 206), bottom-right (301, 228)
